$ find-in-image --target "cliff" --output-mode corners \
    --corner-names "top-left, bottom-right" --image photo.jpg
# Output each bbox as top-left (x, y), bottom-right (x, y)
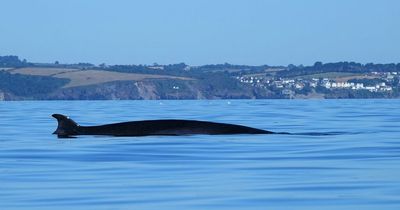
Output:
top-left (1, 57), bottom-right (399, 100)
top-left (1, 67), bottom-right (276, 100)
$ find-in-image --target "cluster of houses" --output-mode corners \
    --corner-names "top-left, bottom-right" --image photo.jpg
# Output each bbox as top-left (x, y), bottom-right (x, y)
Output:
top-left (237, 72), bottom-right (399, 93)
top-left (322, 80), bottom-right (392, 92)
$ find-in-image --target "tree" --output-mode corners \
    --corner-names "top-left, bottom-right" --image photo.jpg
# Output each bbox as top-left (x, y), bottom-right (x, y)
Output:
top-left (0, 55), bottom-right (23, 67)
top-left (314, 61), bottom-right (323, 68)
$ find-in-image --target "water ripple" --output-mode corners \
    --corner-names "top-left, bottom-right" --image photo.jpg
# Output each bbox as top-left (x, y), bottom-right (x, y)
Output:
top-left (1, 100), bottom-right (400, 209)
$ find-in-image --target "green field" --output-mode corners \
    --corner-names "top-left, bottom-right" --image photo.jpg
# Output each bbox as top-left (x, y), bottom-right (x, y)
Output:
top-left (294, 72), bottom-right (379, 82)
top-left (8, 67), bottom-right (192, 88)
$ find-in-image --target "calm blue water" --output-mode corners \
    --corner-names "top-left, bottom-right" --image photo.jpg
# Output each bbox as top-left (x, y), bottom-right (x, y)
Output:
top-left (1, 100), bottom-right (400, 210)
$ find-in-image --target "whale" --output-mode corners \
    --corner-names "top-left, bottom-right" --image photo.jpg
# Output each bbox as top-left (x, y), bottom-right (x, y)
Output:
top-left (52, 114), bottom-right (274, 138)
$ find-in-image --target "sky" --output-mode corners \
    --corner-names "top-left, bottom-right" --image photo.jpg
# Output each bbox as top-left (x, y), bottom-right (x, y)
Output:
top-left (0, 0), bottom-right (399, 66)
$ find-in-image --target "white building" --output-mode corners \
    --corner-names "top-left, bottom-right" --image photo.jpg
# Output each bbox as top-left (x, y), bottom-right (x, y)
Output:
top-left (365, 86), bottom-right (377, 92)
top-left (325, 82), bottom-right (331, 88)
top-left (295, 83), bottom-right (304, 89)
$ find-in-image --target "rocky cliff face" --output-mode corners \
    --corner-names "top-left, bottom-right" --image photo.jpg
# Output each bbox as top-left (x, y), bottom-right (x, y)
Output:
top-left (47, 81), bottom-right (141, 100)
top-left (0, 90), bottom-right (17, 101)
top-left (44, 80), bottom-right (194, 100)
top-left (0, 65), bottom-right (282, 100)
top-left (0, 91), bottom-right (4, 101)
top-left (37, 79), bottom-right (276, 100)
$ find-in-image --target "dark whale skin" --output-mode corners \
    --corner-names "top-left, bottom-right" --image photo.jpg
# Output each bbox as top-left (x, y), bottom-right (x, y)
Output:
top-left (52, 114), bottom-right (274, 138)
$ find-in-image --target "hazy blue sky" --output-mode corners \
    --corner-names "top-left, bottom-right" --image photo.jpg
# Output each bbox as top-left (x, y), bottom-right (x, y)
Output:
top-left (1, 0), bottom-right (399, 65)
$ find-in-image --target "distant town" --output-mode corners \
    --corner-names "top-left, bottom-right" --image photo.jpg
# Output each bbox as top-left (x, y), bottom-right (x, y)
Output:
top-left (0, 55), bottom-right (399, 100)
top-left (238, 71), bottom-right (398, 98)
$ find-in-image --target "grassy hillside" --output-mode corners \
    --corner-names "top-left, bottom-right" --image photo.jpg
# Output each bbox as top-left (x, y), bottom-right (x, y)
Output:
top-left (1, 60), bottom-right (398, 100)
top-left (290, 72), bottom-right (380, 82)
top-left (7, 67), bottom-right (193, 88)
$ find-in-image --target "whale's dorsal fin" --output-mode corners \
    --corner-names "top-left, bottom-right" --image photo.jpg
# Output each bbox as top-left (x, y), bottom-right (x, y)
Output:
top-left (52, 114), bottom-right (79, 137)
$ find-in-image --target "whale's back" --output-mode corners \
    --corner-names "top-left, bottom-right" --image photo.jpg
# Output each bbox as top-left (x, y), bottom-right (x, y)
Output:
top-left (52, 114), bottom-right (273, 137)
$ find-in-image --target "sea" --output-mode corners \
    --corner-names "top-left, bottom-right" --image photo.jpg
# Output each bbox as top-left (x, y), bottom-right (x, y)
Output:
top-left (0, 99), bottom-right (399, 210)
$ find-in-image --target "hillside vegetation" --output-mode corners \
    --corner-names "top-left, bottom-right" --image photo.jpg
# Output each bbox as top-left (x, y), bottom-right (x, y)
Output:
top-left (0, 55), bottom-right (399, 100)
top-left (7, 68), bottom-right (192, 88)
